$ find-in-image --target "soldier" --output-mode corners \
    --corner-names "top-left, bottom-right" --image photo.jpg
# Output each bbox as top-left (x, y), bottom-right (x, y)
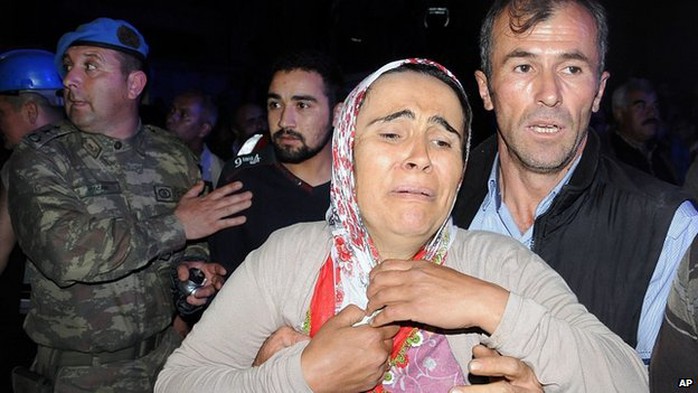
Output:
top-left (0, 48), bottom-right (65, 392)
top-left (0, 49), bottom-right (65, 274)
top-left (8, 18), bottom-right (252, 392)
top-left (650, 238), bottom-right (698, 392)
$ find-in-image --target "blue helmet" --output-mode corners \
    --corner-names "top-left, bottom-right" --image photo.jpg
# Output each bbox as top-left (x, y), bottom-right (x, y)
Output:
top-left (0, 49), bottom-right (63, 94)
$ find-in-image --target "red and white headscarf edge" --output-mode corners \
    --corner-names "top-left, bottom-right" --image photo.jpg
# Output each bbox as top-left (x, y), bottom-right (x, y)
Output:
top-left (326, 58), bottom-right (471, 312)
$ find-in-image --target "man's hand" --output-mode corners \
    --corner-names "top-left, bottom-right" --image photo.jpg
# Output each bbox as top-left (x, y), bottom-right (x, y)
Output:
top-left (175, 180), bottom-right (253, 240)
top-left (365, 259), bottom-right (509, 334)
top-left (450, 345), bottom-right (543, 392)
top-left (301, 305), bottom-right (399, 393)
top-left (253, 326), bottom-right (310, 366)
top-left (177, 261), bottom-right (227, 306)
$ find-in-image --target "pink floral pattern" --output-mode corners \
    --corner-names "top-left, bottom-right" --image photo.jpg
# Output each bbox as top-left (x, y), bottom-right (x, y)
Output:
top-left (383, 331), bottom-right (466, 392)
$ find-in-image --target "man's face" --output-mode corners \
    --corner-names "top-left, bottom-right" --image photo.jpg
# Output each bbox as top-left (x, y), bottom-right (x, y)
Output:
top-left (475, 2), bottom-right (609, 174)
top-left (166, 94), bottom-right (208, 146)
top-left (266, 70), bottom-right (333, 164)
top-left (61, 46), bottom-right (140, 134)
top-left (0, 96), bottom-right (31, 149)
top-left (616, 89), bottom-right (660, 143)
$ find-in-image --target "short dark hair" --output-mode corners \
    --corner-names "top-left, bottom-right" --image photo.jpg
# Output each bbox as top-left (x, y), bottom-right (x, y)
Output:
top-left (114, 50), bottom-right (146, 75)
top-left (269, 50), bottom-right (345, 108)
top-left (479, 0), bottom-right (608, 78)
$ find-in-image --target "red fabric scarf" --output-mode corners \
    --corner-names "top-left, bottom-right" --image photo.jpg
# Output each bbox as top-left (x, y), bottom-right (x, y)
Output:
top-left (308, 250), bottom-right (427, 392)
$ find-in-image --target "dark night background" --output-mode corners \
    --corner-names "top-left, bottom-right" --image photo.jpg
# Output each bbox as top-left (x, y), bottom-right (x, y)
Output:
top-left (1, 0), bottom-right (698, 390)
top-left (2, 0), bottom-right (698, 144)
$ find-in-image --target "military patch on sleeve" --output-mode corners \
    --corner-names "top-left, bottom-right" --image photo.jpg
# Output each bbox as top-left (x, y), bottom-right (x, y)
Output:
top-left (154, 186), bottom-right (176, 202)
top-left (24, 122), bottom-right (75, 149)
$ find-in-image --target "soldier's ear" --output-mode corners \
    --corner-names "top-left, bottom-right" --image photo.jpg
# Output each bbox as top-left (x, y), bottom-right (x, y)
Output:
top-left (23, 100), bottom-right (39, 125)
top-left (126, 70), bottom-right (147, 100)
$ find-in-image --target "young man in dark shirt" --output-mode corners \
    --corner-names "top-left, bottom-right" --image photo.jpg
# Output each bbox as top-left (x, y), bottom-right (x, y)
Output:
top-left (210, 50), bottom-right (344, 273)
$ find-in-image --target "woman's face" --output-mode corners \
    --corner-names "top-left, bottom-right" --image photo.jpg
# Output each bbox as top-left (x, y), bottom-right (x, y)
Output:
top-left (353, 71), bottom-right (465, 256)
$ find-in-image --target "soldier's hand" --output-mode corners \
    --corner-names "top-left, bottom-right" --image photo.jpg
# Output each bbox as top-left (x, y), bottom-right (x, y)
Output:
top-left (450, 345), bottom-right (543, 393)
top-left (177, 261), bottom-right (227, 306)
top-left (253, 326), bottom-right (310, 366)
top-left (175, 180), bottom-right (252, 240)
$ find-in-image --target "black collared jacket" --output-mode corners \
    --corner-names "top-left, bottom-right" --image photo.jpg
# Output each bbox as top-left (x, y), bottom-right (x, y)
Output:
top-left (453, 130), bottom-right (691, 347)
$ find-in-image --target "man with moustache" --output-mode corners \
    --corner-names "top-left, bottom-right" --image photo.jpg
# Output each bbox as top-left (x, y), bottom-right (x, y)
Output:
top-left (209, 50), bottom-right (344, 274)
top-left (7, 18), bottom-right (250, 391)
top-left (604, 77), bottom-right (680, 184)
top-left (453, 0), bottom-right (698, 367)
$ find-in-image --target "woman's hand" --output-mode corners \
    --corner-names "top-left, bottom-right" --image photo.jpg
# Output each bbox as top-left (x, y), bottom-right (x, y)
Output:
top-left (301, 305), bottom-right (399, 393)
top-left (366, 259), bottom-right (509, 333)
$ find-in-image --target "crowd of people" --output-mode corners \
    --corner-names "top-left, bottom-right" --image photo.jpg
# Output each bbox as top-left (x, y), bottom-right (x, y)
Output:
top-left (0, 0), bottom-right (696, 392)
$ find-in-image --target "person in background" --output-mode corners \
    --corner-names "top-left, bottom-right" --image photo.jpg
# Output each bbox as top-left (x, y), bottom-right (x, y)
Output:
top-left (209, 49), bottom-right (343, 274)
top-left (7, 17), bottom-right (251, 392)
top-left (230, 101), bottom-right (268, 155)
top-left (0, 49), bottom-right (65, 275)
top-left (651, 158), bottom-right (698, 391)
top-left (605, 77), bottom-right (680, 185)
top-left (453, 0), bottom-right (698, 366)
top-left (155, 58), bottom-right (647, 393)
top-left (164, 88), bottom-right (230, 337)
top-left (0, 48), bottom-right (65, 392)
top-left (165, 88), bottom-right (225, 190)
top-left (649, 237), bottom-right (698, 392)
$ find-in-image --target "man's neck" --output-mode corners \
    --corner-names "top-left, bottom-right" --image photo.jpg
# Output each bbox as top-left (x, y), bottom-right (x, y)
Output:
top-left (281, 143), bottom-right (332, 187)
top-left (496, 139), bottom-right (583, 233)
top-left (87, 110), bottom-right (141, 140)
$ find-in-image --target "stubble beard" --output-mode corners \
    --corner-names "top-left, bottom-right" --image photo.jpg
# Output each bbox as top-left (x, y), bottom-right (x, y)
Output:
top-left (503, 129), bottom-right (587, 175)
top-left (272, 127), bottom-right (332, 164)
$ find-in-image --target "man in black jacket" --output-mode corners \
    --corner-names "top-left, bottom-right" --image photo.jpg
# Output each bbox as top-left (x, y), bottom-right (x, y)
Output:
top-left (452, 0), bottom-right (698, 366)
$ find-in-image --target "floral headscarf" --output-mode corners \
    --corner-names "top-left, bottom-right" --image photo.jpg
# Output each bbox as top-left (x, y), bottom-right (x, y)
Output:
top-left (326, 58), bottom-right (471, 313)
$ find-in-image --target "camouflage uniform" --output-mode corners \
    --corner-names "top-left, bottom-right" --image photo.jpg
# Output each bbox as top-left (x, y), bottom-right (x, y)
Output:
top-left (7, 120), bottom-right (207, 392)
top-left (650, 237), bottom-right (698, 392)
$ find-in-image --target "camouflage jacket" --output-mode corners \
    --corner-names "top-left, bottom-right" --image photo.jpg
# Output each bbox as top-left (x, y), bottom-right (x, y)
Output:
top-left (650, 237), bottom-right (698, 391)
top-left (7, 120), bottom-right (207, 352)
